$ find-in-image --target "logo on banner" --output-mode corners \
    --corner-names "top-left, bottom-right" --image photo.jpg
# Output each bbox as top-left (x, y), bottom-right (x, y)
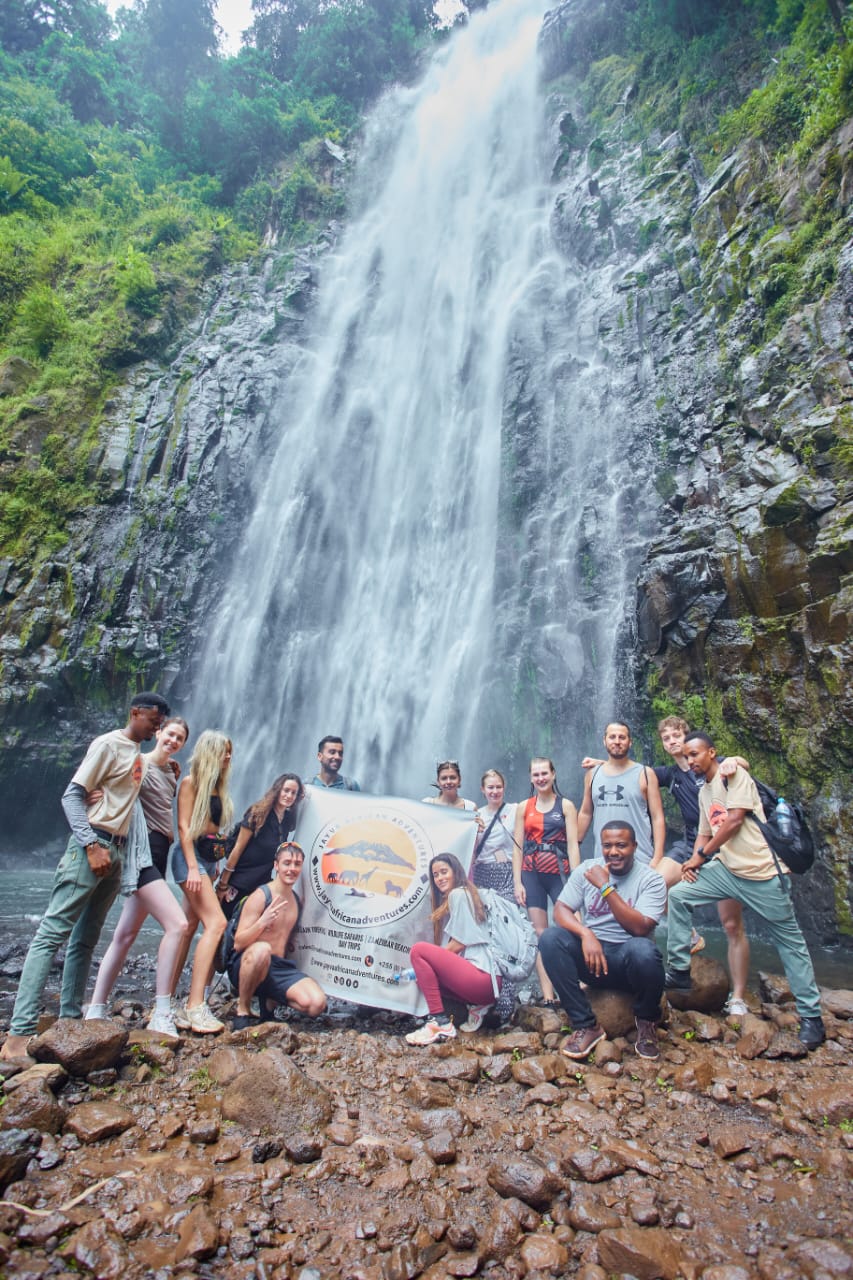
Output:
top-left (308, 806), bottom-right (431, 928)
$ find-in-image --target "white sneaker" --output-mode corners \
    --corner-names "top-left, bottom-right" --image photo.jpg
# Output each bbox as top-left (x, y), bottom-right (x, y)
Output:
top-left (171, 998), bottom-right (191, 1030)
top-left (460, 1004), bottom-right (492, 1033)
top-left (147, 1009), bottom-right (179, 1037)
top-left (405, 1018), bottom-right (457, 1046)
top-left (185, 1002), bottom-right (224, 1034)
top-left (724, 996), bottom-right (749, 1017)
top-left (84, 1003), bottom-right (108, 1021)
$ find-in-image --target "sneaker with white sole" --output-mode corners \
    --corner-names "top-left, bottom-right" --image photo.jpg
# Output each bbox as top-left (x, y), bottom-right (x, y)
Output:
top-left (460, 1004), bottom-right (492, 1033)
top-left (405, 1018), bottom-right (457, 1046)
top-left (171, 998), bottom-right (191, 1030)
top-left (185, 1002), bottom-right (225, 1034)
top-left (723, 996), bottom-right (749, 1017)
top-left (147, 1009), bottom-right (179, 1037)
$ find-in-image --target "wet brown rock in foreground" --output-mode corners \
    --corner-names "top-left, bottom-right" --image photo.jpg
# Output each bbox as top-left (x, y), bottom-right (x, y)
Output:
top-left (0, 984), bottom-right (851, 1279)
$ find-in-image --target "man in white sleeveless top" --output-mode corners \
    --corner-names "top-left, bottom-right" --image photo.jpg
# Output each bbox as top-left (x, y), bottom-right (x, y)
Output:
top-left (577, 721), bottom-right (665, 868)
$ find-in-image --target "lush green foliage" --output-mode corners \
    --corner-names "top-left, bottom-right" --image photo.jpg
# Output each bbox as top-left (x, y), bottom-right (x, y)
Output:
top-left (0, 0), bottom-right (444, 559)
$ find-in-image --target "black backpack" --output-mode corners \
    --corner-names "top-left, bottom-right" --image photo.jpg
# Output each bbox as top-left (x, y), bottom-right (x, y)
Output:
top-left (214, 883), bottom-right (273, 973)
top-left (727, 776), bottom-right (814, 875)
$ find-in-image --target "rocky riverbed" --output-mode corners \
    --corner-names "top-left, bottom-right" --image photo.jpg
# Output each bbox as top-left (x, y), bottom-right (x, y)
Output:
top-left (1, 954), bottom-right (852, 1280)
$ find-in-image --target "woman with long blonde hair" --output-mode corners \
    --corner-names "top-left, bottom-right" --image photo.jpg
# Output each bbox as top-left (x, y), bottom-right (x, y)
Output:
top-left (170, 730), bottom-right (234, 1033)
top-left (405, 853), bottom-right (499, 1045)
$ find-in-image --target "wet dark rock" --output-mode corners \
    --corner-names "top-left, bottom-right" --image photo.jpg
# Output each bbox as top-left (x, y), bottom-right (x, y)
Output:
top-left (792, 1236), bottom-right (853, 1276)
top-left (63, 1101), bottom-right (134, 1144)
top-left (597, 1226), bottom-right (684, 1280)
top-left (586, 990), bottom-right (637, 1037)
top-left (419, 1052), bottom-right (480, 1083)
top-left (735, 1014), bottom-right (775, 1059)
top-left (424, 1130), bottom-right (457, 1164)
top-left (487, 1156), bottom-right (564, 1210)
top-left (821, 989), bottom-right (853, 1020)
top-left (0, 1129), bottom-right (41, 1190)
top-left (29, 1019), bottom-right (128, 1076)
top-left (663, 956), bottom-right (729, 1014)
top-left (800, 1083), bottom-right (853, 1125)
top-left (759, 973), bottom-right (795, 1006)
top-left (522, 1082), bottom-right (562, 1107)
top-left (711, 1125), bottom-right (753, 1159)
top-left (478, 1198), bottom-right (524, 1262)
top-left (763, 1031), bottom-right (809, 1059)
top-left (175, 1202), bottom-right (219, 1260)
top-left (0, 1078), bottom-right (65, 1135)
top-left (221, 1047), bottom-right (333, 1135)
top-left (187, 1117), bottom-right (220, 1144)
top-left (511, 1053), bottom-right (565, 1085)
top-left (519, 1231), bottom-right (570, 1273)
top-left (567, 1191), bottom-right (621, 1234)
top-left (408, 1108), bottom-right (465, 1138)
top-left (15, 1209), bottom-right (71, 1247)
top-left (284, 1135), bottom-right (323, 1163)
top-left (563, 1146), bottom-right (626, 1182)
top-left (61, 1219), bottom-right (128, 1278)
top-left (404, 1078), bottom-right (455, 1108)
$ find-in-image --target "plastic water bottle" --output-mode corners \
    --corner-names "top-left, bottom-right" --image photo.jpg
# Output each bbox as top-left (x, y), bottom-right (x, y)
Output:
top-left (775, 798), bottom-right (793, 838)
top-left (392, 968), bottom-right (417, 983)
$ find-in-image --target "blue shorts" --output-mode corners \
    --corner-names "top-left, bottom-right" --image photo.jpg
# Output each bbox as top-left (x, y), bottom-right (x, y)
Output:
top-left (170, 840), bottom-right (218, 884)
top-left (666, 838), bottom-right (692, 865)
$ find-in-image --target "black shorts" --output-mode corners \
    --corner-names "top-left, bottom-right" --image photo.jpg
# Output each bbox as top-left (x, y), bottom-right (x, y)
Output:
top-left (228, 952), bottom-right (308, 1004)
top-left (138, 830), bottom-right (170, 888)
top-left (521, 869), bottom-right (564, 913)
top-left (666, 838), bottom-right (692, 865)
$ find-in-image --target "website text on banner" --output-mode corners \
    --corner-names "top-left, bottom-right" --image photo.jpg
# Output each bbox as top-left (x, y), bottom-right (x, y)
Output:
top-left (291, 789), bottom-right (477, 1015)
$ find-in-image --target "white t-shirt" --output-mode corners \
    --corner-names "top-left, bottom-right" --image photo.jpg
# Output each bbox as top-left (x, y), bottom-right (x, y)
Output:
top-left (473, 803), bottom-right (517, 864)
top-left (442, 886), bottom-right (493, 975)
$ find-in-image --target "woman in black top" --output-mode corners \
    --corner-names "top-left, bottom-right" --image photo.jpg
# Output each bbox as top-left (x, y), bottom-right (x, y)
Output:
top-left (216, 773), bottom-right (304, 919)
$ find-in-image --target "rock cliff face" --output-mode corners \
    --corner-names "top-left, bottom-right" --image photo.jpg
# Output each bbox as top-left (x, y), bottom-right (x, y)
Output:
top-left (0, 236), bottom-right (335, 841)
top-left (541, 1), bottom-right (853, 943)
top-left (0, 2), bottom-right (850, 947)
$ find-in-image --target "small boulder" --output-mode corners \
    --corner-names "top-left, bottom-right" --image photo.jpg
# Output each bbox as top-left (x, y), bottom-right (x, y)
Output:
top-left (598, 1226), bottom-right (684, 1280)
top-left (486, 1156), bottom-right (564, 1210)
top-left (175, 1203), bottom-right (219, 1261)
top-left (568, 1191), bottom-right (622, 1234)
top-left (0, 1128), bottom-right (41, 1190)
top-left (0, 1078), bottom-right (65, 1135)
top-left (820, 988), bottom-right (853, 1020)
top-left (30, 1019), bottom-right (128, 1076)
top-left (511, 1053), bottom-right (565, 1085)
top-left (519, 1232), bottom-right (570, 1273)
top-left (221, 1048), bottom-right (332, 1135)
top-left (64, 1101), bottom-right (134, 1144)
top-left (664, 955), bottom-right (728, 1013)
top-left (587, 989), bottom-right (637, 1037)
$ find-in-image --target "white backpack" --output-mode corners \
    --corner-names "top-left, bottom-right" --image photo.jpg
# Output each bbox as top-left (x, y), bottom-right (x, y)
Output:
top-left (479, 887), bottom-right (538, 995)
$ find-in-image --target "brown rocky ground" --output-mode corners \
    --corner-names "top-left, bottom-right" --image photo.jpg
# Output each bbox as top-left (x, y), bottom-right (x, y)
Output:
top-left (1, 969), bottom-right (852, 1280)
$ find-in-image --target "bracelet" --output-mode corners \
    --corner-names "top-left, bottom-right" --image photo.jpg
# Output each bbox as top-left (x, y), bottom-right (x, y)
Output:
top-left (600, 883), bottom-right (615, 898)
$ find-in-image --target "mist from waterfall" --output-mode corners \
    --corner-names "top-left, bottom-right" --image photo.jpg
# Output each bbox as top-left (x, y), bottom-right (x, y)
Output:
top-left (195, 0), bottom-right (654, 801)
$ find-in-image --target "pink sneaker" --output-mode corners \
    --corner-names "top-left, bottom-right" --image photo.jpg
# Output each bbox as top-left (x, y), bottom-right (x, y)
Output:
top-left (405, 1018), bottom-right (457, 1046)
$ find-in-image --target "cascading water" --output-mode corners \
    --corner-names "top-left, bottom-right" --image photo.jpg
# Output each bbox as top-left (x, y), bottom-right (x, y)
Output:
top-left (194, 0), bottom-right (660, 799)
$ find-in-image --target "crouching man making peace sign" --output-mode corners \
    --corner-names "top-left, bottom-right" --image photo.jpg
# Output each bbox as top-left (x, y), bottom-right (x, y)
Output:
top-left (227, 842), bottom-right (326, 1030)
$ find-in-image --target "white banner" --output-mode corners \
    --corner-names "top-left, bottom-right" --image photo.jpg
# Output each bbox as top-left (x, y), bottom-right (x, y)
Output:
top-left (291, 788), bottom-right (478, 1016)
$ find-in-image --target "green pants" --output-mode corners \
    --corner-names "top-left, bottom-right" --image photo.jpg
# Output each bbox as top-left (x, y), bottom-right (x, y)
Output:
top-left (667, 859), bottom-right (822, 1020)
top-left (9, 834), bottom-right (123, 1037)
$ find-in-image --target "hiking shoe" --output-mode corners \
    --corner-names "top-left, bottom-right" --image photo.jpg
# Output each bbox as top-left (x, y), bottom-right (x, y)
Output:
top-left (797, 1016), bottom-right (826, 1051)
top-left (634, 1017), bottom-right (660, 1060)
top-left (460, 1004), bottom-right (493, 1033)
top-left (185, 1002), bottom-right (224, 1034)
top-left (232, 1013), bottom-right (260, 1032)
top-left (559, 1024), bottom-right (605, 1060)
top-left (171, 998), bottom-right (191, 1031)
top-left (405, 1018), bottom-right (457, 1046)
top-left (723, 996), bottom-right (749, 1017)
top-left (689, 929), bottom-right (705, 954)
top-left (147, 1008), bottom-right (179, 1037)
top-left (664, 967), bottom-right (692, 991)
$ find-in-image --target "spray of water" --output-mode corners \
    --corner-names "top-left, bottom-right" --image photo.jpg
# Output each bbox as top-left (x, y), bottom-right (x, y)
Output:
top-left (194, 0), bottom-right (652, 801)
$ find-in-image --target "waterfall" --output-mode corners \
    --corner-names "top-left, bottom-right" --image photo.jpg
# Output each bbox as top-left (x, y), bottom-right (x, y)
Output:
top-left (194, 0), bottom-right (659, 801)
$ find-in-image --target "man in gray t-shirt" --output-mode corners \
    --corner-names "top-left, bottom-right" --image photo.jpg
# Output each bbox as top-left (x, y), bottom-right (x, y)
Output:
top-left (539, 820), bottom-right (667, 1062)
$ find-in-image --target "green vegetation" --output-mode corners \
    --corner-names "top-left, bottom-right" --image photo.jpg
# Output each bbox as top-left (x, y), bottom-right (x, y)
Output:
top-left (0, 0), bottom-right (453, 559)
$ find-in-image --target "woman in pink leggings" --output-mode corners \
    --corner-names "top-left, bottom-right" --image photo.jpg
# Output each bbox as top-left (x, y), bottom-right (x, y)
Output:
top-left (405, 853), bottom-right (499, 1045)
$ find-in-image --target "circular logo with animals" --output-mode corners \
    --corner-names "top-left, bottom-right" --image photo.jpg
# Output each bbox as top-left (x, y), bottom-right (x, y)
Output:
top-left (308, 807), bottom-right (431, 928)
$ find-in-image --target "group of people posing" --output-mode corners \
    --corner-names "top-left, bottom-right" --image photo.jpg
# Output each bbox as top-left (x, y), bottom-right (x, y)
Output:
top-left (0, 697), bottom-right (826, 1065)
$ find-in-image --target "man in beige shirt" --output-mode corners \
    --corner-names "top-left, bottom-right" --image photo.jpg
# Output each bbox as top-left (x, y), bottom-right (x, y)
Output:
top-left (1, 692), bottom-right (169, 1060)
top-left (664, 731), bottom-right (825, 1051)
